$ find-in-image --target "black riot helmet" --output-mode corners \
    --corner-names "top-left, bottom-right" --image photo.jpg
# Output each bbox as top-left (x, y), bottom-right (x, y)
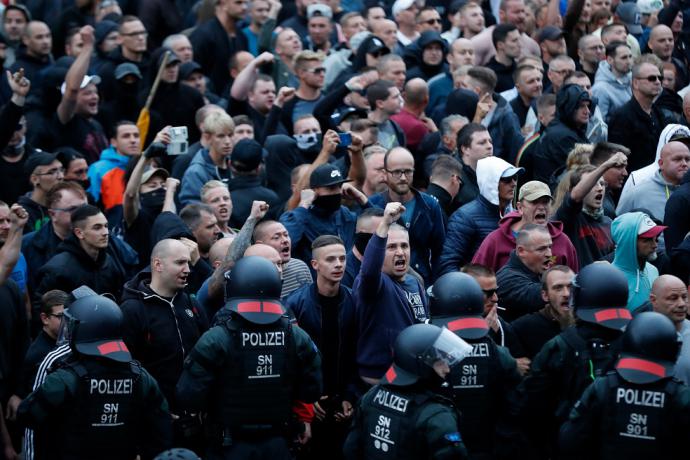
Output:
top-left (429, 272), bottom-right (488, 339)
top-left (154, 448), bottom-right (201, 460)
top-left (616, 312), bottom-right (681, 384)
top-left (61, 292), bottom-right (131, 363)
top-left (381, 323), bottom-right (472, 386)
top-left (225, 255), bottom-right (286, 324)
top-left (571, 263), bottom-right (631, 330)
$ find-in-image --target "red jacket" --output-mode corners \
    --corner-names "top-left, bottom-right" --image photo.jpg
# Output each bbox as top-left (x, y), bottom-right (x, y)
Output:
top-left (472, 211), bottom-right (579, 272)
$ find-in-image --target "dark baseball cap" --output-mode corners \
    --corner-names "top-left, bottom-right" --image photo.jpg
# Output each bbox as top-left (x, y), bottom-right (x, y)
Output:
top-left (24, 152), bottom-right (60, 175)
top-left (180, 61), bottom-right (203, 81)
top-left (114, 63), bottom-right (142, 80)
top-left (230, 139), bottom-right (264, 172)
top-left (537, 26), bottom-right (564, 43)
top-left (616, 2), bottom-right (643, 35)
top-left (310, 163), bottom-right (351, 188)
top-left (363, 36), bottom-right (390, 55)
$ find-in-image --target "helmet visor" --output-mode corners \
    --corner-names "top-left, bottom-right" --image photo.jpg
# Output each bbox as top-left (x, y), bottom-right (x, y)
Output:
top-left (420, 327), bottom-right (473, 369)
top-left (55, 308), bottom-right (77, 347)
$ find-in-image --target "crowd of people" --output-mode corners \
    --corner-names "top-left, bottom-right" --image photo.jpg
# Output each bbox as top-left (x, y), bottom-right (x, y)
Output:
top-left (0, 0), bottom-right (690, 458)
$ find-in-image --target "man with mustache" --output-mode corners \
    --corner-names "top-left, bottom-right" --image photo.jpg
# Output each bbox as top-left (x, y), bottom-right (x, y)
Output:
top-left (512, 265), bottom-right (575, 359)
top-left (473, 181), bottom-right (578, 273)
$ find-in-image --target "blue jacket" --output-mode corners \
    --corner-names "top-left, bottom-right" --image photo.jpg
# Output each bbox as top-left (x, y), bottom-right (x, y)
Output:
top-left (284, 283), bottom-right (358, 400)
top-left (368, 190), bottom-right (445, 284)
top-left (179, 149), bottom-right (223, 205)
top-left (353, 234), bottom-right (428, 380)
top-left (612, 212), bottom-right (659, 311)
top-left (280, 205), bottom-right (359, 265)
top-left (87, 146), bottom-right (129, 202)
top-left (438, 156), bottom-right (516, 275)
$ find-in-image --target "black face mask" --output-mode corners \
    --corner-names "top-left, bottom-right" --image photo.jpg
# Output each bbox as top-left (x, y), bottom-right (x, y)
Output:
top-left (312, 193), bottom-right (342, 214)
top-left (73, 178), bottom-right (90, 191)
top-left (354, 232), bottom-right (373, 254)
top-left (2, 139), bottom-right (24, 158)
top-left (140, 188), bottom-right (166, 212)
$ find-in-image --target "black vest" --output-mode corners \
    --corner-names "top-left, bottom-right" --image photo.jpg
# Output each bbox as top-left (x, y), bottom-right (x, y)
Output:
top-left (446, 337), bottom-right (501, 452)
top-left (214, 316), bottom-right (296, 430)
top-left (555, 327), bottom-right (620, 421)
top-left (597, 372), bottom-right (680, 459)
top-left (57, 358), bottom-right (142, 459)
top-left (360, 385), bottom-right (433, 459)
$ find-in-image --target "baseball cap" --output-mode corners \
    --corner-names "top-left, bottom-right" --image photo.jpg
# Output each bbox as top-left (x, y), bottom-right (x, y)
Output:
top-left (637, 0), bottom-right (663, 14)
top-left (4, 4), bottom-right (31, 21)
top-left (114, 63), bottom-right (142, 80)
top-left (24, 152), bottom-right (59, 175)
top-left (363, 36), bottom-right (390, 55)
top-left (140, 167), bottom-right (169, 185)
top-left (392, 0), bottom-right (416, 17)
top-left (310, 163), bottom-right (352, 188)
top-left (231, 139), bottom-right (264, 172)
top-left (94, 20), bottom-right (118, 46)
top-left (179, 61), bottom-right (203, 81)
top-left (60, 75), bottom-right (101, 95)
top-left (519, 181), bottom-right (552, 201)
top-left (307, 3), bottom-right (333, 20)
top-left (637, 214), bottom-right (667, 238)
top-left (616, 2), bottom-right (642, 35)
top-left (501, 166), bottom-right (525, 179)
top-left (537, 26), bottom-right (564, 43)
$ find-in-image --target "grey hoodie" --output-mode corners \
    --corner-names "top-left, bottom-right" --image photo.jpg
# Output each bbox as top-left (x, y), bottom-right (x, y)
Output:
top-left (592, 60), bottom-right (632, 122)
top-left (616, 168), bottom-right (677, 221)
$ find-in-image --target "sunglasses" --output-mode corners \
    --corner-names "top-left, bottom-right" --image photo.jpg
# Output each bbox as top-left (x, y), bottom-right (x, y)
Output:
top-left (422, 18), bottom-right (442, 25)
top-left (306, 67), bottom-right (326, 75)
top-left (482, 288), bottom-right (498, 298)
top-left (637, 75), bottom-right (662, 83)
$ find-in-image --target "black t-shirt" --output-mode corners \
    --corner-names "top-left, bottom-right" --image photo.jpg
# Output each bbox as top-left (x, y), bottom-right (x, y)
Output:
top-left (0, 153), bottom-right (31, 204)
top-left (124, 207), bottom-right (158, 268)
top-left (52, 114), bottom-right (109, 164)
top-left (318, 291), bottom-right (341, 396)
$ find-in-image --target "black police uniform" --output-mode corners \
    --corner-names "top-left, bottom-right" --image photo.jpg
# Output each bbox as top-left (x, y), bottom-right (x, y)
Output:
top-left (175, 256), bottom-right (322, 460)
top-left (429, 272), bottom-right (524, 460)
top-left (16, 293), bottom-right (172, 460)
top-left (559, 312), bottom-right (690, 459)
top-left (343, 323), bottom-right (471, 460)
top-left (518, 263), bottom-right (632, 459)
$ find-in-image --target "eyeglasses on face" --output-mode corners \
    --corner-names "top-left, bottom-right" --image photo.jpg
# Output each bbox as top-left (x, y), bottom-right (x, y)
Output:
top-left (386, 168), bottom-right (415, 178)
top-left (122, 30), bottom-right (148, 38)
top-left (636, 74), bottom-right (662, 83)
top-left (421, 18), bottom-right (442, 25)
top-left (305, 67), bottom-right (326, 75)
top-left (36, 167), bottom-right (65, 177)
top-left (482, 288), bottom-right (498, 298)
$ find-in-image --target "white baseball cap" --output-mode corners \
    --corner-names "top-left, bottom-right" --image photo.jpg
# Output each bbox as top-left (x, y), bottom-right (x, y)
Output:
top-left (60, 75), bottom-right (101, 95)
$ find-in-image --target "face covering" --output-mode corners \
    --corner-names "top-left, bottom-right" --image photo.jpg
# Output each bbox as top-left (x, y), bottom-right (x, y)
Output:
top-left (312, 193), bottom-right (342, 214)
top-left (354, 232), bottom-right (373, 254)
top-left (2, 137), bottom-right (25, 158)
top-left (294, 132), bottom-right (322, 150)
top-left (140, 188), bottom-right (166, 212)
top-left (73, 178), bottom-right (91, 191)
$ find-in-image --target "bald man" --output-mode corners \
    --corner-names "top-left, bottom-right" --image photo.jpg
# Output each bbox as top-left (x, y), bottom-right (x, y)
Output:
top-left (649, 274), bottom-right (690, 383)
top-left (648, 24), bottom-right (688, 90)
top-left (390, 78), bottom-right (433, 152)
top-left (428, 38), bottom-right (475, 115)
top-left (120, 238), bottom-right (209, 410)
top-left (616, 140), bottom-right (690, 220)
top-left (244, 243), bottom-right (283, 277)
top-left (11, 21), bottom-right (52, 96)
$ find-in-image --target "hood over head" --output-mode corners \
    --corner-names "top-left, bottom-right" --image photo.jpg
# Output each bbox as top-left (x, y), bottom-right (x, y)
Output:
top-left (556, 83), bottom-right (591, 129)
top-left (477, 156), bottom-right (520, 206)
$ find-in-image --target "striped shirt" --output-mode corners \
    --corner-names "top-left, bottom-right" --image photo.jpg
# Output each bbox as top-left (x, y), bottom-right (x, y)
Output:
top-left (280, 258), bottom-right (312, 299)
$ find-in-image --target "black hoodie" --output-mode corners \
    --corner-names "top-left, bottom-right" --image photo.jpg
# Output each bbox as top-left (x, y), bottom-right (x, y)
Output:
top-left (120, 269), bottom-right (208, 409)
top-left (534, 84), bottom-right (590, 184)
top-left (35, 234), bottom-right (126, 300)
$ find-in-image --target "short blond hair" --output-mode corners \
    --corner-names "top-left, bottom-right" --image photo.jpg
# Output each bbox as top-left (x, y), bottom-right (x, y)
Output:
top-left (200, 180), bottom-right (227, 202)
top-left (293, 50), bottom-right (325, 71)
top-left (204, 111), bottom-right (234, 135)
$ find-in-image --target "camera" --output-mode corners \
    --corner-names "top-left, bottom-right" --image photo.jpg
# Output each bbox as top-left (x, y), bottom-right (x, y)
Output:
top-left (167, 126), bottom-right (188, 155)
top-left (338, 132), bottom-right (352, 147)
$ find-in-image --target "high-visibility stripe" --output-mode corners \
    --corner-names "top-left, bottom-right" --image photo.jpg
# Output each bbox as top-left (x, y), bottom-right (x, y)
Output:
top-left (594, 308), bottom-right (632, 322)
top-left (617, 357), bottom-right (666, 377)
top-left (263, 302), bottom-right (283, 314)
top-left (97, 341), bottom-right (125, 355)
top-left (446, 317), bottom-right (488, 332)
top-left (237, 301), bottom-right (262, 313)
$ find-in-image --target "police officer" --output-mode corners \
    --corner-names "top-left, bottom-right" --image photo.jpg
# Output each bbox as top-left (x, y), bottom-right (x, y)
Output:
top-left (559, 312), bottom-right (690, 458)
top-left (16, 293), bottom-right (172, 460)
top-left (518, 262), bottom-right (632, 459)
top-left (430, 272), bottom-right (524, 460)
top-left (343, 323), bottom-right (472, 460)
top-left (175, 256), bottom-right (322, 460)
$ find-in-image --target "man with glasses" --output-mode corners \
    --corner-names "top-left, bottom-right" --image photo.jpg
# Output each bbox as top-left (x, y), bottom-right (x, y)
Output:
top-left (18, 152), bottom-right (64, 233)
top-left (609, 57), bottom-right (664, 172)
top-left (577, 34), bottom-right (605, 84)
top-left (415, 6), bottom-right (443, 33)
top-left (369, 147), bottom-right (445, 285)
top-left (611, 212), bottom-right (665, 311)
top-left (281, 50), bottom-right (326, 133)
top-left (392, 0), bottom-right (420, 47)
top-left (96, 16), bottom-right (151, 102)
